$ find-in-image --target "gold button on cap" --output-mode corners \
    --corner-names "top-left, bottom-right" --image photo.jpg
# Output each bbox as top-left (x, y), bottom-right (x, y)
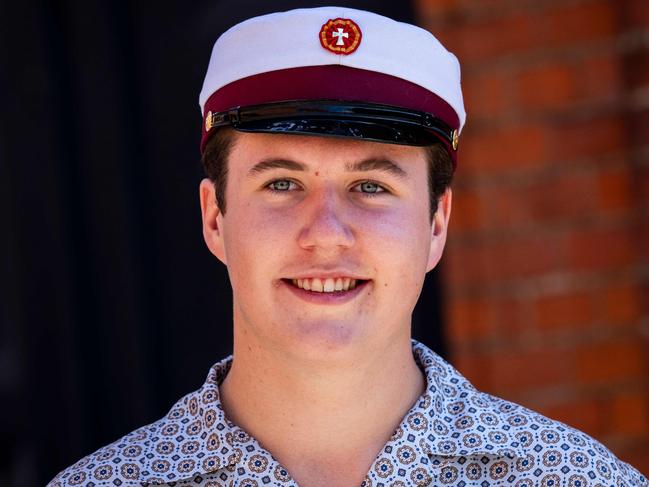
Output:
top-left (205, 111), bottom-right (213, 131)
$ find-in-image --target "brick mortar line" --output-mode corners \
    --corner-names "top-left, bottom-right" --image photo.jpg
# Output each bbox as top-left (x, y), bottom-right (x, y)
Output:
top-left (445, 267), bottom-right (649, 301)
top-left (458, 377), bottom-right (649, 409)
top-left (450, 331), bottom-right (649, 367)
top-left (450, 319), bottom-right (649, 354)
top-left (448, 204), bottom-right (649, 247)
top-left (467, 98), bottom-right (632, 129)
top-left (467, 90), bottom-right (649, 129)
top-left (454, 155), bottom-right (649, 198)
top-left (444, 263), bottom-right (649, 300)
top-left (448, 207), bottom-right (646, 244)
top-left (453, 148), bottom-right (649, 190)
top-left (449, 215), bottom-right (647, 247)
top-left (467, 97), bottom-right (630, 131)
top-left (455, 28), bottom-right (649, 76)
top-left (493, 380), bottom-right (649, 411)
top-left (417, 0), bottom-right (615, 25)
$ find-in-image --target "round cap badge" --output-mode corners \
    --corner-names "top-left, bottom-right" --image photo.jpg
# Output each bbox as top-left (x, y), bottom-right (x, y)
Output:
top-left (319, 18), bottom-right (362, 55)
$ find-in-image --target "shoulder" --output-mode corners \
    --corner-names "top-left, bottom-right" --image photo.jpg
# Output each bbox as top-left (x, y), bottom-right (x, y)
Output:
top-left (478, 392), bottom-right (647, 486)
top-left (46, 420), bottom-right (160, 486)
top-left (47, 357), bottom-right (234, 486)
top-left (412, 341), bottom-right (647, 485)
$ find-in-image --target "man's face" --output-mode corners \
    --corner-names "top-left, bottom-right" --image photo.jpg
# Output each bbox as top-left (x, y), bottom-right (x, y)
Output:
top-left (200, 132), bottom-right (451, 360)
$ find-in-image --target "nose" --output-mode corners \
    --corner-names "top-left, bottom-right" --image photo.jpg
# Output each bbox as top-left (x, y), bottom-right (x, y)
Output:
top-left (297, 188), bottom-right (355, 252)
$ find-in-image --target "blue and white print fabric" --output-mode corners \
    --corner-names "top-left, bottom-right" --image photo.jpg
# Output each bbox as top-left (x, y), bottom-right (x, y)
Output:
top-left (48, 341), bottom-right (647, 486)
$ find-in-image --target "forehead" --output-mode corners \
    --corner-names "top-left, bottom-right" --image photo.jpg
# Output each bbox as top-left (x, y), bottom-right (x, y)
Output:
top-left (228, 131), bottom-right (428, 172)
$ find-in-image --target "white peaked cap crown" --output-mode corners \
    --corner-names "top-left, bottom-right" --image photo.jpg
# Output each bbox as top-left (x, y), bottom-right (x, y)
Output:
top-left (198, 6), bottom-right (466, 164)
top-left (200, 6), bottom-right (465, 127)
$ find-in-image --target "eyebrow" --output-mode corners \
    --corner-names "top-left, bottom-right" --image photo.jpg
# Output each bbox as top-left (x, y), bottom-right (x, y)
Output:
top-left (345, 158), bottom-right (408, 179)
top-left (247, 157), bottom-right (408, 179)
top-left (247, 158), bottom-right (307, 176)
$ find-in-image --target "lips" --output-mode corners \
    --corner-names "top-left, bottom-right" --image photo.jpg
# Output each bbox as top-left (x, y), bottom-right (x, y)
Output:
top-left (280, 277), bottom-right (370, 304)
top-left (290, 277), bottom-right (360, 292)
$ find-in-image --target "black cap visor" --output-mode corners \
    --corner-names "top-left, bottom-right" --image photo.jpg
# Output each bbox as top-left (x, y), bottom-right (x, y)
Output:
top-left (207, 100), bottom-right (455, 148)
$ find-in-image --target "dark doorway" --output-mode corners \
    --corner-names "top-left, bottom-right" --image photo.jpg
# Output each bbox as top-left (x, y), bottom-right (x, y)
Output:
top-left (0, 1), bottom-right (446, 484)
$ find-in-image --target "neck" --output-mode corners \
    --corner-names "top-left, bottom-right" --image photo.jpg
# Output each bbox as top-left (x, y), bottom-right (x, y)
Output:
top-left (218, 323), bottom-right (425, 480)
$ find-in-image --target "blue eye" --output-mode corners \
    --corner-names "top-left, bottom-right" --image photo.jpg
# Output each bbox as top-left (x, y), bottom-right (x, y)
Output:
top-left (359, 181), bottom-right (381, 193)
top-left (267, 179), bottom-right (298, 192)
top-left (353, 180), bottom-right (386, 196)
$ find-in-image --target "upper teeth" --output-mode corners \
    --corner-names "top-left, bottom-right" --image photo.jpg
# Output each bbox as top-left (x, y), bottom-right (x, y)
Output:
top-left (292, 278), bottom-right (357, 292)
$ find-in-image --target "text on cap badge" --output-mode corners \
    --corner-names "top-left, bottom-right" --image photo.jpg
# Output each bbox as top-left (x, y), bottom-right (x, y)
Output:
top-left (319, 18), bottom-right (362, 55)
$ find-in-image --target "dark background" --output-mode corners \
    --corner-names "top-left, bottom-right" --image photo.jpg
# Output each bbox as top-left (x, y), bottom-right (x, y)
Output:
top-left (1, 1), bottom-right (447, 485)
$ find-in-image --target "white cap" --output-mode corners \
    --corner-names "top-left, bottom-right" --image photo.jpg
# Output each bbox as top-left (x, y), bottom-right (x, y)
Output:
top-left (199, 6), bottom-right (466, 163)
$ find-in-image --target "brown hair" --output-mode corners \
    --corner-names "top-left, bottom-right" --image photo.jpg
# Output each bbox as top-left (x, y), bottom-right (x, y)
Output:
top-left (201, 128), bottom-right (454, 220)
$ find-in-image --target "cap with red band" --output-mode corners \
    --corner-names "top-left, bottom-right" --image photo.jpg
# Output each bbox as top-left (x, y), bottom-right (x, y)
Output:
top-left (199, 7), bottom-right (466, 167)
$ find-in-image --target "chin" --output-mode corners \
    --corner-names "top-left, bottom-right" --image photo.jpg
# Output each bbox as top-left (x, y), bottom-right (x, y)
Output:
top-left (282, 319), bottom-right (363, 360)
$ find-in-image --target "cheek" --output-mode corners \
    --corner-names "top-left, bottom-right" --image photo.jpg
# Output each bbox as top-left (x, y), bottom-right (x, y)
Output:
top-left (357, 205), bottom-right (431, 297)
top-left (354, 202), bottom-right (431, 256)
top-left (222, 192), bottom-right (431, 280)
top-left (222, 202), bottom-right (293, 276)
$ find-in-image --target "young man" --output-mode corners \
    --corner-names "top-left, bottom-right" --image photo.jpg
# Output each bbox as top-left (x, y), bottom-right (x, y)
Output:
top-left (49, 7), bottom-right (646, 487)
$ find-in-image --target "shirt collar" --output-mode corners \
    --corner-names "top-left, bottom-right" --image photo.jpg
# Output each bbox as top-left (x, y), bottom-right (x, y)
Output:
top-left (408, 340), bottom-right (528, 460)
top-left (139, 356), bottom-right (246, 483)
top-left (140, 340), bottom-right (526, 483)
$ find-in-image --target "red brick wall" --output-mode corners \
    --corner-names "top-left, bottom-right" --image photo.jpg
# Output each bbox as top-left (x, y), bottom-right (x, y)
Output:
top-left (416, 0), bottom-right (649, 472)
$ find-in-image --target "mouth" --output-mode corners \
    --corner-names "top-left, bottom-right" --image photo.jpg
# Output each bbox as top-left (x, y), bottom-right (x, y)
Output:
top-left (280, 277), bottom-right (371, 303)
top-left (285, 277), bottom-right (367, 293)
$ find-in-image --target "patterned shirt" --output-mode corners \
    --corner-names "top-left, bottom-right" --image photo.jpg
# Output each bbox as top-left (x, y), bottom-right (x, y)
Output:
top-left (49, 340), bottom-right (647, 486)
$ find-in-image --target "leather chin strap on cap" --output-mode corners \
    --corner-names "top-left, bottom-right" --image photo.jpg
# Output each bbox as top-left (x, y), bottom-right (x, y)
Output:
top-left (204, 100), bottom-right (456, 148)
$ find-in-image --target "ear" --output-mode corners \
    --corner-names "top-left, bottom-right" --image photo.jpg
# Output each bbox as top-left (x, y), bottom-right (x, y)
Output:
top-left (199, 178), bottom-right (227, 265)
top-left (426, 188), bottom-right (452, 272)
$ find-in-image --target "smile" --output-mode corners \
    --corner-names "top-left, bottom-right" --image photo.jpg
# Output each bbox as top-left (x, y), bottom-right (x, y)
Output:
top-left (290, 277), bottom-right (361, 293)
top-left (280, 277), bottom-right (371, 304)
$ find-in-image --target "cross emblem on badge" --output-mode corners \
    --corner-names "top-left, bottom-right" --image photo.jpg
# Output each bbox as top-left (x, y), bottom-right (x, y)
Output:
top-left (332, 28), bottom-right (349, 45)
top-left (319, 18), bottom-right (362, 55)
